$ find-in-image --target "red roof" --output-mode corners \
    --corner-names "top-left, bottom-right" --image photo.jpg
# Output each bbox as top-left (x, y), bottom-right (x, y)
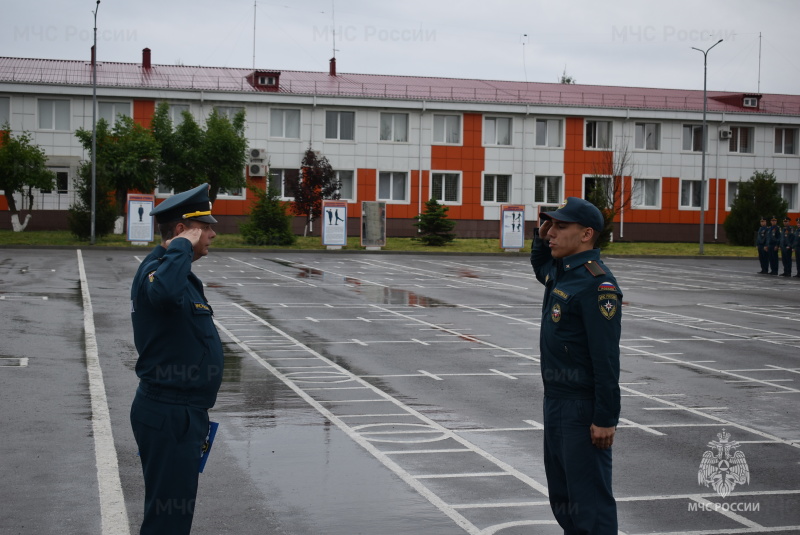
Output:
top-left (2, 56), bottom-right (799, 116)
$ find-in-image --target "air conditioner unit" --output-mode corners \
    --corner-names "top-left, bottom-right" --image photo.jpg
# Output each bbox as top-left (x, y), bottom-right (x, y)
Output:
top-left (719, 130), bottom-right (732, 140)
top-left (249, 163), bottom-right (268, 177)
top-left (249, 148), bottom-right (267, 161)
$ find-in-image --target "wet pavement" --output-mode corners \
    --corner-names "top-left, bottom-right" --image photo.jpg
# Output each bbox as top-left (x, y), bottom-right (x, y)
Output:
top-left (1, 249), bottom-right (799, 534)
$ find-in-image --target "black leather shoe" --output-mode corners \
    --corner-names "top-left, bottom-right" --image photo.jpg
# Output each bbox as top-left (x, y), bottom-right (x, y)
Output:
top-left (758, 270), bottom-right (768, 274)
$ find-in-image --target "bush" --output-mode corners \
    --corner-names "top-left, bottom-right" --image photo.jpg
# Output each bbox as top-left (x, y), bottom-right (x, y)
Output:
top-left (239, 184), bottom-right (296, 246)
top-left (67, 162), bottom-right (117, 240)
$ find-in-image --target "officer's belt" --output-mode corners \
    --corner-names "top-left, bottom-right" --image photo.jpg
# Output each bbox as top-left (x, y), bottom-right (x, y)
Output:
top-left (137, 382), bottom-right (195, 405)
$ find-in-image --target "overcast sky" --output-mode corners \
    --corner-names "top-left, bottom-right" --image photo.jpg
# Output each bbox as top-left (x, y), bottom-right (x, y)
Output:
top-left (3, 0), bottom-right (799, 94)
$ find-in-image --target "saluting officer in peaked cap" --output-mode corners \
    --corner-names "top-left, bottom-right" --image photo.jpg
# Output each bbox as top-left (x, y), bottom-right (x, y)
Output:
top-left (150, 183), bottom-right (217, 224)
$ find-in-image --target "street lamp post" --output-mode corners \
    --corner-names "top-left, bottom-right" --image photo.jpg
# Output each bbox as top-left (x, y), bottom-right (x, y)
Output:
top-left (692, 38), bottom-right (722, 255)
top-left (90, 0), bottom-right (100, 245)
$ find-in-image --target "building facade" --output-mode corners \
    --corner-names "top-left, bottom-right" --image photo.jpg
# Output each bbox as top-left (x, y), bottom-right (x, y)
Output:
top-left (1, 50), bottom-right (799, 241)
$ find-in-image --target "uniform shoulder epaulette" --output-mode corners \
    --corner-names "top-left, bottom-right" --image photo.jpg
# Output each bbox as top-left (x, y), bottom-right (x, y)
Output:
top-left (584, 260), bottom-right (606, 277)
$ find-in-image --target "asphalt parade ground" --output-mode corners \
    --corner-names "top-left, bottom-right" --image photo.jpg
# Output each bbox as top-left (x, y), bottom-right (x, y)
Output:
top-left (1, 248), bottom-right (799, 535)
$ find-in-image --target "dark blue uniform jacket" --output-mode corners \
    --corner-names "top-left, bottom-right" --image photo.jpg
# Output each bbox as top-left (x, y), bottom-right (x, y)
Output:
top-left (531, 238), bottom-right (622, 428)
top-left (131, 239), bottom-right (224, 408)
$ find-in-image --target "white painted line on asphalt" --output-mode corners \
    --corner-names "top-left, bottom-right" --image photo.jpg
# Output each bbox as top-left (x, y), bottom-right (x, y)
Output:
top-left (415, 472), bottom-right (512, 479)
top-left (418, 370), bottom-right (443, 380)
top-left (618, 417), bottom-right (665, 436)
top-left (489, 369), bottom-right (517, 380)
top-left (0, 357), bottom-right (28, 367)
top-left (77, 250), bottom-right (129, 535)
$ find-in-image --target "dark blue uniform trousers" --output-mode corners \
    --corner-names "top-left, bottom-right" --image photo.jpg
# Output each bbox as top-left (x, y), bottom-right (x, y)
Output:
top-left (131, 389), bottom-right (209, 535)
top-left (543, 397), bottom-right (617, 535)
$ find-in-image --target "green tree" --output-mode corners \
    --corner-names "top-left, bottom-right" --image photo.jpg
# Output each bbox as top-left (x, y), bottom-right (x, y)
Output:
top-left (724, 170), bottom-right (787, 246)
top-left (0, 125), bottom-right (56, 231)
top-left (74, 116), bottom-right (160, 220)
top-left (413, 198), bottom-right (456, 246)
top-left (152, 105), bottom-right (248, 203)
top-left (290, 147), bottom-right (340, 235)
top-left (240, 181), bottom-right (296, 246)
top-left (67, 161), bottom-right (117, 239)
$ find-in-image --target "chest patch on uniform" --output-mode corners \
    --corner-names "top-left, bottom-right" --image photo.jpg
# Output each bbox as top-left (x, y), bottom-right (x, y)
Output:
top-left (551, 303), bottom-right (562, 323)
top-left (552, 288), bottom-right (570, 301)
top-left (147, 270), bottom-right (156, 283)
top-left (193, 302), bottom-right (211, 312)
top-left (598, 293), bottom-right (619, 320)
top-left (598, 281), bottom-right (617, 292)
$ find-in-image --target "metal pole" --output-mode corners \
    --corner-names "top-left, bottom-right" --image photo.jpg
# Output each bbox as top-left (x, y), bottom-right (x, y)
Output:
top-left (90, 0), bottom-right (100, 245)
top-left (692, 39), bottom-right (722, 255)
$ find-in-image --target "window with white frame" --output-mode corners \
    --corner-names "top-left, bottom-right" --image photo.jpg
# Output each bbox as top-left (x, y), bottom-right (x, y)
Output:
top-left (729, 127), bottom-right (754, 154)
top-left (431, 172), bottom-right (461, 204)
top-left (377, 171), bottom-right (407, 202)
top-left (585, 120), bottom-right (611, 149)
top-left (217, 185), bottom-right (245, 198)
top-left (682, 124), bottom-right (704, 152)
top-left (775, 128), bottom-right (797, 155)
top-left (584, 175), bottom-right (611, 200)
top-left (779, 183), bottom-right (797, 211)
top-left (270, 108), bottom-right (301, 139)
top-left (380, 113), bottom-right (408, 142)
top-left (680, 179), bottom-right (704, 208)
top-left (269, 168), bottom-right (300, 199)
top-left (535, 118), bottom-right (562, 147)
top-left (433, 114), bottom-right (461, 144)
top-left (168, 104), bottom-right (190, 126)
top-left (0, 96), bottom-right (9, 125)
top-left (534, 176), bottom-right (562, 204)
top-left (335, 170), bottom-right (355, 201)
top-left (38, 99), bottom-right (70, 130)
top-left (635, 122), bottom-right (660, 151)
top-left (325, 110), bottom-right (355, 141)
top-left (632, 177), bottom-right (661, 208)
top-left (483, 174), bottom-right (511, 203)
top-left (484, 116), bottom-right (512, 146)
top-left (40, 170), bottom-right (70, 194)
top-left (727, 180), bottom-right (740, 209)
top-left (98, 101), bottom-right (131, 125)
top-left (214, 106), bottom-right (245, 121)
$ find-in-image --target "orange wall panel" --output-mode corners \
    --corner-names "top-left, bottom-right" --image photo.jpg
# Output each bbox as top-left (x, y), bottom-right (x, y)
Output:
top-left (133, 100), bottom-right (156, 129)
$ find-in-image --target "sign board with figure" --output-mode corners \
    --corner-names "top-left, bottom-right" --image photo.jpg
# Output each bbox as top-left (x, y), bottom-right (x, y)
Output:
top-left (127, 194), bottom-right (155, 245)
top-left (361, 201), bottom-right (386, 249)
top-left (500, 204), bottom-right (525, 250)
top-left (322, 200), bottom-right (348, 248)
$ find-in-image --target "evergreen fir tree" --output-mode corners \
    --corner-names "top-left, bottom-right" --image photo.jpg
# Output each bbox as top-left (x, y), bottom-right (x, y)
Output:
top-left (413, 198), bottom-right (456, 246)
top-left (239, 182), bottom-right (296, 246)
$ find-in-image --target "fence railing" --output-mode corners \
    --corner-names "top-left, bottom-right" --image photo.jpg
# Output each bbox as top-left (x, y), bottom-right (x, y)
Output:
top-left (2, 65), bottom-right (799, 115)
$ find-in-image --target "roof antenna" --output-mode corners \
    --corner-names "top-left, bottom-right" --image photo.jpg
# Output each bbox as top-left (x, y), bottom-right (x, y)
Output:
top-left (252, 0), bottom-right (257, 69)
top-left (757, 31), bottom-right (761, 93)
top-left (521, 34), bottom-right (528, 83)
top-left (331, 0), bottom-right (338, 59)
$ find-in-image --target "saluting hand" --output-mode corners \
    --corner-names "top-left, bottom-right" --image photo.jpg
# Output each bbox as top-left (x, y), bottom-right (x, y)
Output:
top-left (539, 220), bottom-right (552, 240)
top-left (166, 227), bottom-right (204, 248)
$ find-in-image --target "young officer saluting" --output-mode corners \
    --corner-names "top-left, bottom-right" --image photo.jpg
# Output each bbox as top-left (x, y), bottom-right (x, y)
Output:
top-left (531, 197), bottom-right (622, 534)
top-left (130, 183), bottom-right (223, 534)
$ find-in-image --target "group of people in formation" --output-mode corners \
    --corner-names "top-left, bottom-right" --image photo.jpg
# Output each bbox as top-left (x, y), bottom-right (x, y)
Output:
top-left (757, 216), bottom-right (800, 276)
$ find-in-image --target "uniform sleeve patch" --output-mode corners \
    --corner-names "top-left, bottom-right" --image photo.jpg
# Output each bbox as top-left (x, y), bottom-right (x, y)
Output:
top-left (598, 281), bottom-right (617, 292)
top-left (598, 293), bottom-right (619, 320)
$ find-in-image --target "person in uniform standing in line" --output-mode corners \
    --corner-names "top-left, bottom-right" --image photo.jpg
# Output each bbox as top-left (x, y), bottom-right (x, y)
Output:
top-left (130, 183), bottom-right (224, 535)
top-left (768, 216), bottom-right (781, 275)
top-left (531, 197), bottom-right (622, 534)
top-left (794, 218), bottom-right (800, 278)
top-left (756, 217), bottom-right (769, 274)
top-left (779, 217), bottom-right (795, 277)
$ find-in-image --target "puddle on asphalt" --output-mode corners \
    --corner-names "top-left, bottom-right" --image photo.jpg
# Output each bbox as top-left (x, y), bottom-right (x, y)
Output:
top-left (345, 279), bottom-right (455, 307)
